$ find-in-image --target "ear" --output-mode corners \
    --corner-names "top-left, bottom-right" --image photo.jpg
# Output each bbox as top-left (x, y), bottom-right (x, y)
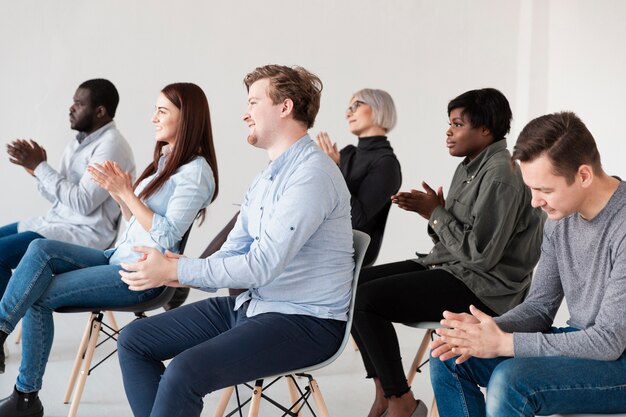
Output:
top-left (578, 164), bottom-right (594, 188)
top-left (480, 126), bottom-right (492, 138)
top-left (95, 105), bottom-right (107, 119)
top-left (279, 98), bottom-right (294, 119)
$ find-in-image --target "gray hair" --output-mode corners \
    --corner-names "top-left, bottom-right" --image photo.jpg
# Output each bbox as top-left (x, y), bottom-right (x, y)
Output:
top-left (352, 88), bottom-right (397, 133)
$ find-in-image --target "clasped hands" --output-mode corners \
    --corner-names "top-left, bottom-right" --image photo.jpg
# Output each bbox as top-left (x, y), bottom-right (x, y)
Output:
top-left (392, 182), bottom-right (445, 220)
top-left (7, 139), bottom-right (47, 175)
top-left (119, 247), bottom-right (183, 291)
top-left (87, 161), bottom-right (133, 198)
top-left (430, 305), bottom-right (514, 365)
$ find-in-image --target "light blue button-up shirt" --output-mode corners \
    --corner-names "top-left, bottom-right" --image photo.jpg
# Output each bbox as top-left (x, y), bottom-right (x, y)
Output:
top-left (178, 136), bottom-right (354, 321)
top-left (107, 151), bottom-right (215, 265)
top-left (18, 121), bottom-right (136, 249)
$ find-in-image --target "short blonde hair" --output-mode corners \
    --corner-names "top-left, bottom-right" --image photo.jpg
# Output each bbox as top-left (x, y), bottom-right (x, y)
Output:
top-left (352, 88), bottom-right (397, 133)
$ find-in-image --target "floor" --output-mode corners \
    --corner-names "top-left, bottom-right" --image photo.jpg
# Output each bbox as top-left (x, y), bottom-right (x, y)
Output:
top-left (0, 289), bottom-right (437, 417)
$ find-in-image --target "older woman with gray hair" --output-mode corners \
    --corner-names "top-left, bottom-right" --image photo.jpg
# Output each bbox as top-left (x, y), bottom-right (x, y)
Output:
top-left (317, 88), bottom-right (402, 266)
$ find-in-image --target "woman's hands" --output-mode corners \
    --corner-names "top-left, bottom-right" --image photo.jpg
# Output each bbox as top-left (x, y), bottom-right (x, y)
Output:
top-left (316, 132), bottom-right (340, 165)
top-left (88, 161), bottom-right (133, 199)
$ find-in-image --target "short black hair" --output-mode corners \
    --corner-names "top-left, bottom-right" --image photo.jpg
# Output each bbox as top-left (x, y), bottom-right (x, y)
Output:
top-left (447, 88), bottom-right (512, 142)
top-left (78, 79), bottom-right (120, 118)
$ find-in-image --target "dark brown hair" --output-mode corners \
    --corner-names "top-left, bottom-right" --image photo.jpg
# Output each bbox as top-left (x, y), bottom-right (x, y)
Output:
top-left (134, 83), bottom-right (219, 203)
top-left (512, 111), bottom-right (601, 183)
top-left (243, 65), bottom-right (322, 128)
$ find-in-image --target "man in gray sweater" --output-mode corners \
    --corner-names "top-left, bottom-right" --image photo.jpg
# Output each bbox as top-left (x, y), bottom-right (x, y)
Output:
top-left (429, 111), bottom-right (626, 416)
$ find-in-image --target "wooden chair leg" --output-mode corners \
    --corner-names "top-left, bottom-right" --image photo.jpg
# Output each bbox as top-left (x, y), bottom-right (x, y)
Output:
top-left (212, 386), bottom-right (235, 417)
top-left (406, 329), bottom-right (434, 386)
top-left (64, 314), bottom-right (96, 403)
top-left (14, 321), bottom-right (21, 344)
top-left (430, 397), bottom-right (439, 417)
top-left (286, 376), bottom-right (302, 416)
top-left (247, 380), bottom-right (263, 417)
top-left (105, 310), bottom-right (119, 332)
top-left (67, 316), bottom-right (102, 417)
top-left (309, 378), bottom-right (330, 417)
top-left (350, 335), bottom-right (359, 351)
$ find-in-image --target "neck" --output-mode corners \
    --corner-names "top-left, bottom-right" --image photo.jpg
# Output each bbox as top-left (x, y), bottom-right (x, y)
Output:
top-left (357, 126), bottom-right (386, 137)
top-left (83, 118), bottom-right (112, 136)
top-left (579, 172), bottom-right (621, 220)
top-left (266, 126), bottom-right (307, 161)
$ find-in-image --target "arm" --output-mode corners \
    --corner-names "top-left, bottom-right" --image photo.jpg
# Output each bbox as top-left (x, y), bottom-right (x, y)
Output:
top-left (120, 167), bottom-right (337, 291)
top-left (350, 156), bottom-right (401, 229)
top-left (428, 179), bottom-right (527, 271)
top-left (33, 140), bottom-right (129, 216)
top-left (494, 224), bottom-right (563, 333)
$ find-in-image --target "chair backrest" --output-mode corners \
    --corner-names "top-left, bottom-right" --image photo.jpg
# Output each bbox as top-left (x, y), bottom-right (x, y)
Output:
top-left (200, 211), bottom-right (240, 258)
top-left (279, 229), bottom-right (370, 375)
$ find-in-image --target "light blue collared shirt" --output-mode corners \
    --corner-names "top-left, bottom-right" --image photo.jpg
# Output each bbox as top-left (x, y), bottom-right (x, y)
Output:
top-left (18, 121), bottom-right (136, 249)
top-left (178, 136), bottom-right (354, 321)
top-left (107, 152), bottom-right (215, 265)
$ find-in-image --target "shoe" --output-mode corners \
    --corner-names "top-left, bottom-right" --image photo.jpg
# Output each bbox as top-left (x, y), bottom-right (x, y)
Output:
top-left (0, 387), bottom-right (44, 417)
top-left (411, 400), bottom-right (428, 417)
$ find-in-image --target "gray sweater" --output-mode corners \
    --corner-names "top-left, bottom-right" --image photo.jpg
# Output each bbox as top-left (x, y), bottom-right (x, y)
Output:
top-left (495, 181), bottom-right (626, 361)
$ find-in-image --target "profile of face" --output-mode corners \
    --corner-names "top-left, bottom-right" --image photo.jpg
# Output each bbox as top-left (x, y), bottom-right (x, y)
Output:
top-left (446, 108), bottom-right (493, 160)
top-left (346, 98), bottom-right (378, 137)
top-left (152, 92), bottom-right (181, 145)
top-left (242, 78), bottom-right (282, 148)
top-left (69, 88), bottom-right (97, 133)
top-left (520, 154), bottom-right (585, 220)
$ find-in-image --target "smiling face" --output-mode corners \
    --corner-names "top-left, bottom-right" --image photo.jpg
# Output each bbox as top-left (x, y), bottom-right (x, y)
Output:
top-left (69, 88), bottom-right (98, 133)
top-left (520, 153), bottom-right (585, 220)
top-left (446, 108), bottom-right (494, 160)
top-left (151, 92), bottom-right (181, 145)
top-left (242, 78), bottom-right (283, 148)
top-left (346, 98), bottom-right (379, 137)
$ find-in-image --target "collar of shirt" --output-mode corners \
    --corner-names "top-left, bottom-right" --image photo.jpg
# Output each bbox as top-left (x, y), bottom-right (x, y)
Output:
top-left (75, 121), bottom-right (117, 147)
top-left (461, 140), bottom-right (508, 184)
top-left (264, 134), bottom-right (311, 180)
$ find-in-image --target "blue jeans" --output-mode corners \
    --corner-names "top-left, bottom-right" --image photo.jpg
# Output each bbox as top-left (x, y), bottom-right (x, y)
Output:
top-left (0, 238), bottom-right (160, 392)
top-left (118, 296), bottom-right (345, 417)
top-left (0, 222), bottom-right (43, 297)
top-left (430, 328), bottom-right (626, 417)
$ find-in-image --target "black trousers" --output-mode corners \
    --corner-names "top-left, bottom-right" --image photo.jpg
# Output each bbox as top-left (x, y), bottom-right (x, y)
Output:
top-left (351, 260), bottom-right (496, 397)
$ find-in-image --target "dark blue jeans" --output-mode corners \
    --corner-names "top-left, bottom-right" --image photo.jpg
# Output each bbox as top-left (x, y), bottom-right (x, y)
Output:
top-left (0, 223), bottom-right (43, 297)
top-left (118, 296), bottom-right (345, 417)
top-left (430, 327), bottom-right (626, 416)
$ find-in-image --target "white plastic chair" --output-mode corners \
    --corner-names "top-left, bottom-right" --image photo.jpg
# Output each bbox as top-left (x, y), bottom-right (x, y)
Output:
top-left (213, 229), bottom-right (370, 417)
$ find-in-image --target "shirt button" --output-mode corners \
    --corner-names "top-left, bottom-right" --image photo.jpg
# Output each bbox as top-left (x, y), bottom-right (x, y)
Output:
top-left (430, 250), bottom-right (433, 254)
top-left (433, 219), bottom-right (438, 225)
top-left (255, 236), bottom-right (259, 240)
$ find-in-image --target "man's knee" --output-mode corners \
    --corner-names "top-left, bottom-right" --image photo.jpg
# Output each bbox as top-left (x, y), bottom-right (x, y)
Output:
top-left (486, 359), bottom-right (534, 415)
top-left (118, 319), bottom-right (146, 355)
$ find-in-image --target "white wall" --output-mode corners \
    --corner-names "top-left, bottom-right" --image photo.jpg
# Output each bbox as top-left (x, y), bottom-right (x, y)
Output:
top-left (1, 0), bottom-right (625, 277)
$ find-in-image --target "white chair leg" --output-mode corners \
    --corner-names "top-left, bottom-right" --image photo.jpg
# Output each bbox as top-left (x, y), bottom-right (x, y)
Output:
top-left (64, 314), bottom-right (96, 404)
top-left (67, 317), bottom-right (101, 417)
top-left (309, 378), bottom-right (330, 417)
top-left (212, 386), bottom-right (235, 417)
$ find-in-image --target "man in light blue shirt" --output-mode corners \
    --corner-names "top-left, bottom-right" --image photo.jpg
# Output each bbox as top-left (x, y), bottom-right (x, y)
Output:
top-left (116, 65), bottom-right (354, 417)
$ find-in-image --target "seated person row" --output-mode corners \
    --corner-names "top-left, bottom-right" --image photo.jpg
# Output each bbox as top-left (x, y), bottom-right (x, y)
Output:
top-left (1, 79), bottom-right (136, 371)
top-left (351, 88), bottom-right (545, 417)
top-left (430, 111), bottom-right (626, 416)
top-left (0, 82), bottom-right (219, 417)
top-left (317, 88), bottom-right (402, 266)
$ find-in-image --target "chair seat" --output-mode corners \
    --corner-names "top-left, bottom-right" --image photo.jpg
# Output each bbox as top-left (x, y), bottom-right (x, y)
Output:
top-left (402, 321), bottom-right (441, 330)
top-left (55, 286), bottom-right (176, 314)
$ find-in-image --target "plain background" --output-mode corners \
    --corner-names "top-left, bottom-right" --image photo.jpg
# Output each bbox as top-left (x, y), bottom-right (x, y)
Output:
top-left (1, 1), bottom-right (626, 415)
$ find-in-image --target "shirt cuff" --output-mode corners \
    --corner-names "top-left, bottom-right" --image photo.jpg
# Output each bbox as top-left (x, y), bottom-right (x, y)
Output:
top-left (428, 205), bottom-right (453, 231)
top-left (33, 161), bottom-right (55, 182)
top-left (178, 257), bottom-right (217, 292)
